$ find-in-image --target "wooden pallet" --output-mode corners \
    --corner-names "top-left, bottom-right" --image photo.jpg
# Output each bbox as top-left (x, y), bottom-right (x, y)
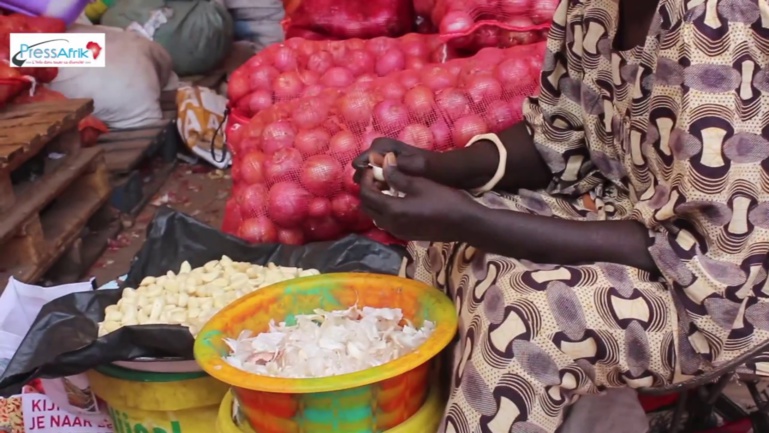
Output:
top-left (97, 120), bottom-right (172, 174)
top-left (0, 146), bottom-right (111, 284)
top-left (0, 99), bottom-right (93, 213)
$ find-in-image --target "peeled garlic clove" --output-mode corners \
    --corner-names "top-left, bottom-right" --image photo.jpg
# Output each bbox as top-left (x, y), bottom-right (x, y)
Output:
top-left (179, 261), bottom-right (192, 274)
top-left (201, 271), bottom-right (220, 283)
top-left (140, 276), bottom-right (156, 287)
top-left (104, 310), bottom-right (123, 322)
top-left (369, 164), bottom-right (385, 182)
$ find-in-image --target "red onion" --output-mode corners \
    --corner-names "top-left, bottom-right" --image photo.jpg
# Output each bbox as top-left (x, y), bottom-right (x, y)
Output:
top-left (380, 82), bottom-right (407, 101)
top-left (420, 66), bottom-right (457, 92)
top-left (301, 84), bottom-right (325, 97)
top-left (436, 88), bottom-right (471, 122)
top-left (473, 26), bottom-right (501, 49)
top-left (405, 57), bottom-right (428, 71)
top-left (452, 114), bottom-right (488, 148)
top-left (246, 89), bottom-right (274, 114)
top-left (321, 67), bottom-right (355, 88)
top-left (366, 37), bottom-right (397, 55)
top-left (236, 184), bottom-right (268, 216)
top-left (222, 198), bottom-right (243, 235)
top-left (495, 57), bottom-right (532, 89)
top-left (507, 95), bottom-right (527, 121)
top-left (227, 69), bottom-right (250, 102)
top-left (466, 75), bottom-right (503, 105)
top-left (400, 70), bottom-right (422, 89)
top-left (248, 65), bottom-right (279, 91)
top-left (300, 155), bottom-right (343, 197)
top-left (294, 128), bottom-right (330, 157)
top-left (239, 217), bottom-right (278, 243)
top-left (337, 92), bottom-right (374, 130)
top-left (343, 164), bottom-right (360, 194)
top-left (439, 11), bottom-right (474, 34)
top-left (261, 121), bottom-right (296, 155)
top-left (240, 151), bottom-right (267, 184)
top-left (326, 42), bottom-right (349, 65)
top-left (272, 46), bottom-right (298, 72)
top-left (308, 197), bottom-right (332, 218)
top-left (399, 34), bottom-right (430, 58)
top-left (307, 51), bottom-right (333, 74)
top-left (273, 71), bottom-right (304, 100)
top-left (484, 99), bottom-right (516, 131)
top-left (348, 49), bottom-right (376, 75)
top-left (291, 97), bottom-right (329, 130)
top-left (375, 48), bottom-right (406, 77)
top-left (373, 100), bottom-right (410, 133)
top-left (399, 124), bottom-right (435, 151)
top-left (356, 74), bottom-right (378, 84)
top-left (332, 193), bottom-right (364, 225)
top-left (297, 69), bottom-right (320, 86)
top-left (267, 181), bottom-right (311, 228)
top-left (303, 216), bottom-right (343, 241)
top-left (264, 148), bottom-right (303, 183)
top-left (226, 120), bottom-right (246, 151)
top-left (430, 120), bottom-right (452, 149)
top-left (329, 131), bottom-right (360, 162)
top-left (277, 227), bottom-right (305, 245)
top-left (404, 85), bottom-right (435, 122)
top-left (474, 47), bottom-right (506, 66)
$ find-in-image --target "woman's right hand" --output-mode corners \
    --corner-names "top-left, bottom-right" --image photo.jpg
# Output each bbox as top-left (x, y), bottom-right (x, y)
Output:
top-left (352, 137), bottom-right (437, 185)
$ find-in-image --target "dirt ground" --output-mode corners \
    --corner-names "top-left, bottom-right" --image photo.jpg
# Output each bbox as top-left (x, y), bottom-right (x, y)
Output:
top-left (87, 163), bottom-right (232, 287)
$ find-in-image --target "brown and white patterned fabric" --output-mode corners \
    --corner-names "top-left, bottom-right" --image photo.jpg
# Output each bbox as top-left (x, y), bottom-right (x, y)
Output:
top-left (401, 0), bottom-right (769, 431)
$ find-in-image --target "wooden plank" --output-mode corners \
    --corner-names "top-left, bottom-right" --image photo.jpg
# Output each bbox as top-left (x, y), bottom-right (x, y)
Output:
top-left (0, 147), bottom-right (102, 246)
top-left (33, 158), bottom-right (111, 282)
top-left (0, 173), bottom-right (13, 213)
top-left (0, 152), bottom-right (111, 284)
top-left (0, 99), bottom-right (93, 171)
top-left (97, 125), bottom-right (167, 143)
top-left (0, 217), bottom-right (45, 277)
top-left (104, 147), bottom-right (150, 174)
top-left (45, 207), bottom-right (120, 284)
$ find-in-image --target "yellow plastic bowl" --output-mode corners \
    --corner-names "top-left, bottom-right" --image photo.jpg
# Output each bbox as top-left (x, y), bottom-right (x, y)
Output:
top-left (216, 387), bottom-right (445, 433)
top-left (194, 273), bottom-right (457, 433)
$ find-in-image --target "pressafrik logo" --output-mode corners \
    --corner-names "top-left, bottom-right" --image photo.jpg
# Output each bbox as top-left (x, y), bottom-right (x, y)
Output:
top-left (9, 34), bottom-right (104, 68)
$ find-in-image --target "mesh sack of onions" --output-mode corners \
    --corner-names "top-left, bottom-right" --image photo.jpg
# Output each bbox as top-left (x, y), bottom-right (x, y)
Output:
top-left (414, 0), bottom-right (558, 54)
top-left (222, 42), bottom-right (546, 245)
top-left (282, 0), bottom-right (415, 40)
top-left (227, 34), bottom-right (461, 118)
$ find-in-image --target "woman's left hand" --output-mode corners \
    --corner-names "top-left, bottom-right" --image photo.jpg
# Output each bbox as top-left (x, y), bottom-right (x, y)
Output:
top-left (359, 154), bottom-right (479, 242)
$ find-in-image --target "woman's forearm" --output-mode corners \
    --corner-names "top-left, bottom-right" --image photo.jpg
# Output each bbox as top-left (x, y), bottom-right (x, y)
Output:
top-left (457, 204), bottom-right (659, 273)
top-left (425, 122), bottom-right (552, 193)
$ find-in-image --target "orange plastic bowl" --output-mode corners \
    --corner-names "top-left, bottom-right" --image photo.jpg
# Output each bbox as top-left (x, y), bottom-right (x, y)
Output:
top-left (194, 273), bottom-right (457, 433)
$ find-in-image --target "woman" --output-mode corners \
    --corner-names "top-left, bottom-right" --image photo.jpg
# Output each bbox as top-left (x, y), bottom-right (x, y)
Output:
top-left (354, 0), bottom-right (769, 432)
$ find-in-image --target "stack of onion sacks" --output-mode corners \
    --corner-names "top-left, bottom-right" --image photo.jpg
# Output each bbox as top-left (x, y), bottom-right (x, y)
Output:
top-left (227, 34), bottom-right (455, 118)
top-left (414, 0), bottom-right (558, 54)
top-left (223, 42), bottom-right (546, 246)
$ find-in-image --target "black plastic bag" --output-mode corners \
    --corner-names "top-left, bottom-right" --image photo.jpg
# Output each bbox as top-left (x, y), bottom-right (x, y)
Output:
top-left (0, 208), bottom-right (405, 395)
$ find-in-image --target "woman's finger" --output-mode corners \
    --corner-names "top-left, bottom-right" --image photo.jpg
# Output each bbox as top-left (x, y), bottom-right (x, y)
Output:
top-left (369, 152), bottom-right (385, 167)
top-left (359, 170), bottom-right (399, 214)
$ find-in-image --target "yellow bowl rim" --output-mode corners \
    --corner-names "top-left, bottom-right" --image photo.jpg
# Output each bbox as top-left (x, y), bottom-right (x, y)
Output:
top-left (193, 272), bottom-right (458, 394)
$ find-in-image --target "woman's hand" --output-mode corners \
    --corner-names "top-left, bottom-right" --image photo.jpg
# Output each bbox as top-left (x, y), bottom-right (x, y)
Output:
top-left (353, 122), bottom-right (552, 193)
top-left (359, 153), bottom-right (479, 242)
top-left (352, 138), bottom-right (434, 184)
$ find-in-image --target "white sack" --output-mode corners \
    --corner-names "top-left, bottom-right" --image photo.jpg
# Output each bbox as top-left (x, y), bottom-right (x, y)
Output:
top-left (49, 24), bottom-right (173, 129)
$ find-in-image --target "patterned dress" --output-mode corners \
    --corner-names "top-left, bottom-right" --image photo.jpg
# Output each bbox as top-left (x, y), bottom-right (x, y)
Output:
top-left (401, 0), bottom-right (769, 432)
